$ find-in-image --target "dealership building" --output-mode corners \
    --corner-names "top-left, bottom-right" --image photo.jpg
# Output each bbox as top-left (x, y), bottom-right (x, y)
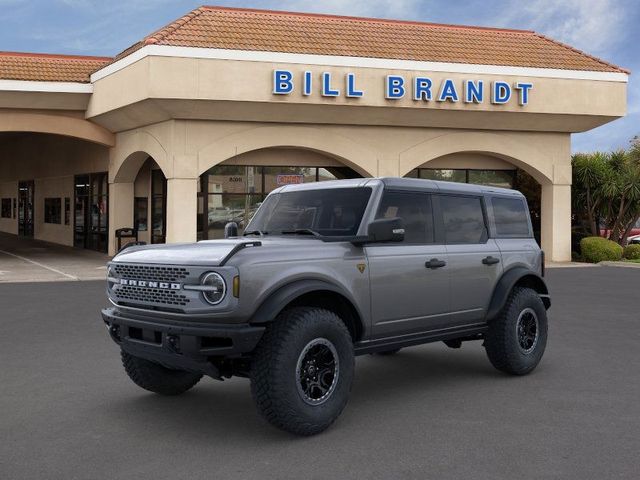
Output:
top-left (0, 6), bottom-right (629, 260)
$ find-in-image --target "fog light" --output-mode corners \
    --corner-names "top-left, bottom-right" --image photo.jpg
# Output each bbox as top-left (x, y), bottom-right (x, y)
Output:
top-left (201, 272), bottom-right (226, 305)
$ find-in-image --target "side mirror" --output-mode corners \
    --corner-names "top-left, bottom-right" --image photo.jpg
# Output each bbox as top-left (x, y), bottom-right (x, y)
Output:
top-left (224, 222), bottom-right (239, 238)
top-left (367, 217), bottom-right (405, 243)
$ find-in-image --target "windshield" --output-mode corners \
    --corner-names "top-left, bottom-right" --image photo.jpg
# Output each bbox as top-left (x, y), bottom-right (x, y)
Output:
top-left (245, 187), bottom-right (372, 237)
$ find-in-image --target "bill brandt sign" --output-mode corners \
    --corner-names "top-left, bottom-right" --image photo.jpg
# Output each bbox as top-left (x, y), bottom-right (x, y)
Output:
top-left (272, 70), bottom-right (533, 106)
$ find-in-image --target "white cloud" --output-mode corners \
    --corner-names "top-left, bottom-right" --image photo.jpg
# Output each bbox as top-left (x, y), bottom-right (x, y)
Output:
top-left (499, 0), bottom-right (626, 55)
top-left (277, 0), bottom-right (426, 19)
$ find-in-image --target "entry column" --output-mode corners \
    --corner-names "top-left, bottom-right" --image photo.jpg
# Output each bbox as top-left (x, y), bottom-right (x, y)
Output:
top-left (165, 177), bottom-right (198, 244)
top-left (540, 183), bottom-right (571, 263)
top-left (108, 182), bottom-right (134, 256)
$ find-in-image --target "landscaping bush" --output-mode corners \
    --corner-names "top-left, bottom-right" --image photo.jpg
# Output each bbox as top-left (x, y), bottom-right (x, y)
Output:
top-left (580, 237), bottom-right (623, 263)
top-left (623, 244), bottom-right (640, 260)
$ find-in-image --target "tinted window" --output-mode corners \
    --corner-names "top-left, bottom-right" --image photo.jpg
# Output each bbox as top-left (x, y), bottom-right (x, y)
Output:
top-left (440, 195), bottom-right (486, 244)
top-left (247, 187), bottom-right (371, 237)
top-left (376, 191), bottom-right (434, 244)
top-left (44, 198), bottom-right (62, 224)
top-left (492, 197), bottom-right (531, 237)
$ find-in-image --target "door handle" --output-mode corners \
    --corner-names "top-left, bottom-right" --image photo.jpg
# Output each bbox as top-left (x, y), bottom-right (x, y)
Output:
top-left (425, 258), bottom-right (446, 269)
top-left (482, 256), bottom-right (500, 265)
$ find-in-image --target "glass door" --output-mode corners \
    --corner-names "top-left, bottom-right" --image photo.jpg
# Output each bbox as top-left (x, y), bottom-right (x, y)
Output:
top-left (74, 175), bottom-right (89, 248)
top-left (151, 169), bottom-right (166, 244)
top-left (18, 180), bottom-right (35, 237)
top-left (74, 173), bottom-right (108, 252)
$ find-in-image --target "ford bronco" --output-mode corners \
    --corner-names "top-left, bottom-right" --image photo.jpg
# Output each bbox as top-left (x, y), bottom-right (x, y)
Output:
top-left (102, 178), bottom-right (550, 435)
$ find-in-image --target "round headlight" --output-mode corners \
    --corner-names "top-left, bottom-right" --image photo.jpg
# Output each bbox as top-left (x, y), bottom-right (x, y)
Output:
top-left (201, 272), bottom-right (226, 305)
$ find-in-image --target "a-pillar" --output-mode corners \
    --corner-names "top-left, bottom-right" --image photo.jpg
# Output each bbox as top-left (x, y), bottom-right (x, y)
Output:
top-left (108, 182), bottom-right (134, 256)
top-left (541, 183), bottom-right (572, 262)
top-left (165, 177), bottom-right (198, 244)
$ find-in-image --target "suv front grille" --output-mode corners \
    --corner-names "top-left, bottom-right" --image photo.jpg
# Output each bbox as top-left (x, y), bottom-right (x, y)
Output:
top-left (115, 285), bottom-right (190, 307)
top-left (113, 264), bottom-right (189, 282)
top-left (110, 263), bottom-right (194, 310)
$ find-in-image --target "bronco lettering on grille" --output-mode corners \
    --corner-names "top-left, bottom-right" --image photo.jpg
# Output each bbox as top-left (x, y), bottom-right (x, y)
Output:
top-left (119, 279), bottom-right (181, 290)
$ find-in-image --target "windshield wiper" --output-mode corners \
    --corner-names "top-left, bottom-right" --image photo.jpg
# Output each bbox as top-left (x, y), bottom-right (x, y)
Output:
top-left (243, 230), bottom-right (267, 236)
top-left (280, 228), bottom-right (321, 237)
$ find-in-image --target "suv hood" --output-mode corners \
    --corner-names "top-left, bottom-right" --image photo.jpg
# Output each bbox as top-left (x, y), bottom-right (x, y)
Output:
top-left (112, 237), bottom-right (328, 266)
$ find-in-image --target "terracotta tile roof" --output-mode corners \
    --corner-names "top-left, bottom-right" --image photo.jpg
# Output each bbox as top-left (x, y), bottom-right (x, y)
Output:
top-left (114, 6), bottom-right (628, 74)
top-left (0, 51), bottom-right (111, 83)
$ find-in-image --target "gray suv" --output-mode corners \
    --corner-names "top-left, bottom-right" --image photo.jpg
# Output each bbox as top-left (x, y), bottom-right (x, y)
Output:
top-left (102, 178), bottom-right (550, 435)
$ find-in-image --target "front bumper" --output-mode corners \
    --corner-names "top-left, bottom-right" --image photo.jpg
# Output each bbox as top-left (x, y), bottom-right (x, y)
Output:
top-left (101, 307), bottom-right (265, 378)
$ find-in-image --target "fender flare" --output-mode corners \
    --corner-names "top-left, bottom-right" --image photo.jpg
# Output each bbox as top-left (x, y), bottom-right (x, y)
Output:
top-left (249, 279), bottom-right (365, 326)
top-left (485, 267), bottom-right (550, 322)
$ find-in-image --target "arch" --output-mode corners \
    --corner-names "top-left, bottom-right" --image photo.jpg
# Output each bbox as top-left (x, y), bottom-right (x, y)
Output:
top-left (109, 130), bottom-right (170, 183)
top-left (0, 112), bottom-right (114, 146)
top-left (399, 132), bottom-right (553, 185)
top-left (197, 126), bottom-right (377, 177)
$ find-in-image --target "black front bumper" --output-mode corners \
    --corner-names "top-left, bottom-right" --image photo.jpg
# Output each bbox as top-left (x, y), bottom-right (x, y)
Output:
top-left (101, 307), bottom-right (265, 378)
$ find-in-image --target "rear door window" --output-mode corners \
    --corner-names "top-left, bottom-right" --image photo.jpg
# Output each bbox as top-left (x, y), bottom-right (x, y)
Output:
top-left (492, 197), bottom-right (531, 237)
top-left (439, 195), bottom-right (487, 244)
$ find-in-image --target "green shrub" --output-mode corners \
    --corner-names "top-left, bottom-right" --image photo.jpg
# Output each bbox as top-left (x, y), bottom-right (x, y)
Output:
top-left (623, 244), bottom-right (640, 260)
top-left (580, 237), bottom-right (623, 263)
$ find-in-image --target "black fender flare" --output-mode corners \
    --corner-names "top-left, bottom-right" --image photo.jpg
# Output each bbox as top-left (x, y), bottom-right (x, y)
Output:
top-left (485, 267), bottom-right (550, 322)
top-left (249, 279), bottom-right (365, 327)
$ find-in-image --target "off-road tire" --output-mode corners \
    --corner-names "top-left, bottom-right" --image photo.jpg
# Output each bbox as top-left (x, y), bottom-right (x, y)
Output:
top-left (485, 287), bottom-right (548, 375)
top-left (376, 348), bottom-right (401, 356)
top-left (250, 307), bottom-right (355, 436)
top-left (121, 350), bottom-right (202, 395)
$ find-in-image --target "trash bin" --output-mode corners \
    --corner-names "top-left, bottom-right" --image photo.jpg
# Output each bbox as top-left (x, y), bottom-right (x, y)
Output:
top-left (115, 228), bottom-right (144, 252)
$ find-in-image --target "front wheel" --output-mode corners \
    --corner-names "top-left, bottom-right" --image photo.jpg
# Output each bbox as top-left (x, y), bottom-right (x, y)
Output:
top-left (484, 287), bottom-right (548, 375)
top-left (250, 307), bottom-right (355, 436)
top-left (121, 351), bottom-right (202, 395)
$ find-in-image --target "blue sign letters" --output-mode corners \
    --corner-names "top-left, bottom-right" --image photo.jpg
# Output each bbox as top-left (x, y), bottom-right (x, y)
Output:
top-left (272, 70), bottom-right (532, 106)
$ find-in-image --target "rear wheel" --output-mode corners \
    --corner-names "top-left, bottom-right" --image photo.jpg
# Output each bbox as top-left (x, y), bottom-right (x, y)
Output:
top-left (250, 307), bottom-right (354, 436)
top-left (121, 351), bottom-right (202, 395)
top-left (484, 287), bottom-right (548, 375)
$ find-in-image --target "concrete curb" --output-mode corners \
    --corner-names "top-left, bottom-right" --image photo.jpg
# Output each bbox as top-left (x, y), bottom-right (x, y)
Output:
top-left (599, 261), bottom-right (640, 268)
top-left (546, 262), bottom-right (599, 268)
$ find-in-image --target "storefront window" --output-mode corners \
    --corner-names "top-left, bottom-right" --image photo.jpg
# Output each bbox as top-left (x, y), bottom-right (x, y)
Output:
top-left (420, 169), bottom-right (467, 183)
top-left (405, 168), bottom-right (515, 188)
top-left (44, 198), bottom-right (62, 224)
top-left (1, 198), bottom-right (10, 218)
top-left (198, 165), bottom-right (360, 239)
top-left (134, 197), bottom-right (148, 232)
top-left (151, 169), bottom-right (166, 244)
top-left (468, 170), bottom-right (515, 188)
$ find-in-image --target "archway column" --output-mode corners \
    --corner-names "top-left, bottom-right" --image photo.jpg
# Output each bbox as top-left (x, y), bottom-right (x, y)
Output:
top-left (165, 177), bottom-right (198, 244)
top-left (108, 182), bottom-right (134, 256)
top-left (541, 183), bottom-right (572, 263)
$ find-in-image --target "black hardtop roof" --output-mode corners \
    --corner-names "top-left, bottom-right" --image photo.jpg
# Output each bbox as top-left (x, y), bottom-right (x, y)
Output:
top-left (274, 177), bottom-right (523, 198)
top-left (379, 177), bottom-right (523, 197)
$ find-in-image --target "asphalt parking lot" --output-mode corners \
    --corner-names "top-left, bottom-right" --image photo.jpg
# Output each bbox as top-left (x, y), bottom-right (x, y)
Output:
top-left (1, 267), bottom-right (639, 480)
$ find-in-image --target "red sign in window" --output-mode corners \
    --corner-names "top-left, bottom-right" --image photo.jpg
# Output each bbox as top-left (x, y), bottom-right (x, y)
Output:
top-left (276, 174), bottom-right (304, 186)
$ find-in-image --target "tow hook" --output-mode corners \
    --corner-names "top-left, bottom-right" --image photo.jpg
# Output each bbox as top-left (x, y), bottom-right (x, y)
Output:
top-left (106, 323), bottom-right (121, 343)
top-left (166, 334), bottom-right (180, 353)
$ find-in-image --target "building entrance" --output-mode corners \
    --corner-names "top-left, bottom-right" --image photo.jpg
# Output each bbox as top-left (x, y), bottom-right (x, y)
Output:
top-left (74, 173), bottom-right (108, 252)
top-left (18, 180), bottom-right (34, 238)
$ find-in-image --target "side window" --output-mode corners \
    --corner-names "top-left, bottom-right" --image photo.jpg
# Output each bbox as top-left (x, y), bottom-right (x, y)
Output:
top-left (440, 195), bottom-right (487, 244)
top-left (492, 197), bottom-right (531, 237)
top-left (376, 191), bottom-right (434, 244)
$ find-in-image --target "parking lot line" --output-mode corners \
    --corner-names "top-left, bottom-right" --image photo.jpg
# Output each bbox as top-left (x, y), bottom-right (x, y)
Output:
top-left (0, 249), bottom-right (79, 281)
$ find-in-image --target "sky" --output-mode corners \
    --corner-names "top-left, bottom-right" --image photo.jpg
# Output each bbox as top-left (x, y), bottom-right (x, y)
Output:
top-left (0, 0), bottom-right (637, 153)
